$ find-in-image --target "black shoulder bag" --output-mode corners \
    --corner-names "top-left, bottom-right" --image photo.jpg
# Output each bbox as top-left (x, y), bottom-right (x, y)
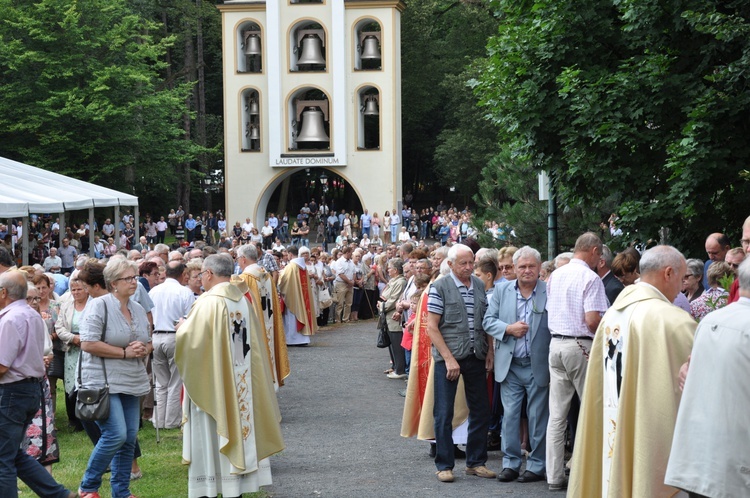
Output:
top-left (75, 303), bottom-right (111, 422)
top-left (376, 301), bottom-right (391, 348)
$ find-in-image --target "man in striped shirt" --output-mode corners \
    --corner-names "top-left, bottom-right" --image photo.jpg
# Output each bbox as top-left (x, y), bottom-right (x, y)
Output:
top-left (544, 232), bottom-right (608, 491)
top-left (427, 244), bottom-right (495, 483)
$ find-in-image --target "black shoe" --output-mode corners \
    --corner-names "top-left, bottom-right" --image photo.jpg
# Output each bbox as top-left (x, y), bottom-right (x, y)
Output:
top-left (487, 431), bottom-right (502, 451)
top-left (453, 445), bottom-right (466, 459)
top-left (429, 443), bottom-right (436, 458)
top-left (497, 468), bottom-right (519, 482)
top-left (517, 470), bottom-right (544, 483)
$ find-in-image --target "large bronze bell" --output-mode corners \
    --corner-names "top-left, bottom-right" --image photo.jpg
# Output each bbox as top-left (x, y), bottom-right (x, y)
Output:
top-left (243, 33), bottom-right (261, 56)
top-left (297, 34), bottom-right (325, 66)
top-left (296, 107), bottom-right (330, 144)
top-left (360, 35), bottom-right (381, 61)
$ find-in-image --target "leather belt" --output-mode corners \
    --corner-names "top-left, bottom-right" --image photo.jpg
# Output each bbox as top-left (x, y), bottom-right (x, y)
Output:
top-left (153, 330), bottom-right (176, 334)
top-left (551, 334), bottom-right (592, 340)
top-left (2, 377), bottom-right (43, 386)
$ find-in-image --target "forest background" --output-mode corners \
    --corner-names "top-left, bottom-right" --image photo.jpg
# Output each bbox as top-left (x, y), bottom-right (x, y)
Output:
top-left (2, 0), bottom-right (749, 256)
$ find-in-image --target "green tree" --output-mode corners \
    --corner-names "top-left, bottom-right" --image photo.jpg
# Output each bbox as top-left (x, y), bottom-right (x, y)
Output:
top-left (401, 0), bottom-right (500, 206)
top-left (0, 0), bottom-right (202, 212)
top-left (473, 0), bottom-right (750, 256)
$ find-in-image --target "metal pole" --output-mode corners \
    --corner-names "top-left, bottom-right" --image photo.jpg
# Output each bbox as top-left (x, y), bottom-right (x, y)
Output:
top-left (150, 352), bottom-right (160, 443)
top-left (547, 178), bottom-right (558, 261)
top-left (88, 208), bottom-right (95, 258)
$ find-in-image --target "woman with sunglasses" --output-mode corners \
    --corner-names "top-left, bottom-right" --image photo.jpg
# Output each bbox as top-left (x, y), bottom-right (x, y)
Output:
top-left (77, 257), bottom-right (152, 498)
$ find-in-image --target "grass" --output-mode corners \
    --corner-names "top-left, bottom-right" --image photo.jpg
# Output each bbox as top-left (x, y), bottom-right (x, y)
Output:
top-left (18, 387), bottom-right (268, 497)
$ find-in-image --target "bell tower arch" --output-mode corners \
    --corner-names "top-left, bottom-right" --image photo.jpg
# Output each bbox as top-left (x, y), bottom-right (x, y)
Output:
top-left (217, 0), bottom-right (405, 229)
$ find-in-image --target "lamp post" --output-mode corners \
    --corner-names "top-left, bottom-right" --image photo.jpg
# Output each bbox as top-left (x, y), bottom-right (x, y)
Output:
top-left (319, 172), bottom-right (328, 193)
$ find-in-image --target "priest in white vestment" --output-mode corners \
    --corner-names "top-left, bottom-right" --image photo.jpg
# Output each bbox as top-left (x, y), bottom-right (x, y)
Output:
top-left (233, 243), bottom-right (290, 390)
top-left (278, 246), bottom-right (317, 346)
top-left (568, 245), bottom-right (695, 497)
top-left (175, 254), bottom-right (284, 498)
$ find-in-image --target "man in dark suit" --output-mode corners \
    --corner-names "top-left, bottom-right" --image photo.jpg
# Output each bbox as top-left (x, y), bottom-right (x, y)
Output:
top-left (598, 245), bottom-right (624, 306)
top-left (483, 246), bottom-right (551, 483)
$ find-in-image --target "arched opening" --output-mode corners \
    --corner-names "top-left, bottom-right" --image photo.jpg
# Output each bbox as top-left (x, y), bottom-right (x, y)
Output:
top-left (241, 88), bottom-right (261, 151)
top-left (237, 20), bottom-right (263, 73)
top-left (258, 168), bottom-right (364, 240)
top-left (289, 20), bottom-right (327, 72)
top-left (353, 18), bottom-right (382, 71)
top-left (358, 86), bottom-right (380, 150)
top-left (288, 87), bottom-right (331, 151)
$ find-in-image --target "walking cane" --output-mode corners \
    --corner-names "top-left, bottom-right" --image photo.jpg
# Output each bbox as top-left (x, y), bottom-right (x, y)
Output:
top-left (150, 352), bottom-right (160, 443)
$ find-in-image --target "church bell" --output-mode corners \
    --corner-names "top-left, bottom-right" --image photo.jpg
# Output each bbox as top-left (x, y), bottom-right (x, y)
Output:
top-left (297, 34), bottom-right (326, 66)
top-left (247, 124), bottom-right (260, 140)
top-left (363, 95), bottom-right (379, 116)
top-left (360, 35), bottom-right (381, 61)
top-left (246, 98), bottom-right (259, 116)
top-left (296, 107), bottom-right (330, 144)
top-left (243, 33), bottom-right (261, 56)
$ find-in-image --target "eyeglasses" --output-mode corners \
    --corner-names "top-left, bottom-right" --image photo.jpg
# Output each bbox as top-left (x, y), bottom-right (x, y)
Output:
top-left (499, 265), bottom-right (514, 271)
top-left (198, 270), bottom-right (212, 278)
top-left (115, 276), bottom-right (138, 283)
top-left (26, 296), bottom-right (41, 302)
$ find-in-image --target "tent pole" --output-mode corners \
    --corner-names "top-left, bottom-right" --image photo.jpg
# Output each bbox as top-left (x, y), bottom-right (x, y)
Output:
top-left (59, 212), bottom-right (65, 249)
top-left (134, 205), bottom-right (140, 247)
top-left (22, 216), bottom-right (29, 266)
top-left (114, 206), bottom-right (121, 249)
top-left (88, 208), bottom-right (95, 258)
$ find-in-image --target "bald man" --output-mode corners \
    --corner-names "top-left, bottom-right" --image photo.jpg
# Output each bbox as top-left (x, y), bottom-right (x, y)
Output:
top-left (703, 232), bottom-right (731, 288)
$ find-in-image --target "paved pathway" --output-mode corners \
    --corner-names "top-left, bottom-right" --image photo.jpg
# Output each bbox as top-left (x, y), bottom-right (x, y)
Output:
top-left (265, 320), bottom-right (563, 497)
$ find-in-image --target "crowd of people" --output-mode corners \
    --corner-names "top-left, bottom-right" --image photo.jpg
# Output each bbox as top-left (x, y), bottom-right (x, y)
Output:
top-left (1, 199), bottom-right (748, 498)
top-left (393, 226), bottom-right (748, 498)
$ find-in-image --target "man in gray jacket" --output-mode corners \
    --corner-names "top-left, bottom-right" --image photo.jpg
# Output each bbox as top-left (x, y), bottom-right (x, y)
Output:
top-left (484, 246), bottom-right (550, 484)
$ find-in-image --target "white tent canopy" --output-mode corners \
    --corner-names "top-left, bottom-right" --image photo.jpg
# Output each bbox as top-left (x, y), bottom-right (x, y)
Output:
top-left (1, 155), bottom-right (140, 266)
top-left (0, 156), bottom-right (138, 217)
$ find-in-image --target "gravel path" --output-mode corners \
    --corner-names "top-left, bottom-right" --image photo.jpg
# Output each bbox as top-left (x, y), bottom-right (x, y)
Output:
top-left (265, 319), bottom-right (563, 497)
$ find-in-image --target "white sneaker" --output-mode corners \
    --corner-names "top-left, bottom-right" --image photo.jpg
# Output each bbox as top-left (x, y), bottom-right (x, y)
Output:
top-left (387, 372), bottom-right (407, 379)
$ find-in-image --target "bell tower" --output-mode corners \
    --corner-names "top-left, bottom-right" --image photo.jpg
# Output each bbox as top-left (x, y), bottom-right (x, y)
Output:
top-left (217, 0), bottom-right (405, 227)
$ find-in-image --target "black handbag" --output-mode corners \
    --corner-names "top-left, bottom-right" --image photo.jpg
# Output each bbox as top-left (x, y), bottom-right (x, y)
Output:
top-left (376, 327), bottom-right (391, 348)
top-left (75, 304), bottom-right (110, 422)
top-left (376, 302), bottom-right (391, 348)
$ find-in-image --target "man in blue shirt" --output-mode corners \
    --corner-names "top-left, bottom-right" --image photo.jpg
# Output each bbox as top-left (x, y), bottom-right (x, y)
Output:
top-left (184, 214), bottom-right (197, 243)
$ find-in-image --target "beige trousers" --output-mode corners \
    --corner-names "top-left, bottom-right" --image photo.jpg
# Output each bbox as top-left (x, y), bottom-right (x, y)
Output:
top-left (545, 337), bottom-right (591, 485)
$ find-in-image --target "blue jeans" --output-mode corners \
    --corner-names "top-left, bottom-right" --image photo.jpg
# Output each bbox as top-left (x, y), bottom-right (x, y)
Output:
top-left (390, 224), bottom-right (398, 242)
top-left (433, 356), bottom-right (490, 471)
top-left (361, 226), bottom-right (370, 237)
top-left (80, 393), bottom-right (140, 498)
top-left (0, 380), bottom-right (71, 498)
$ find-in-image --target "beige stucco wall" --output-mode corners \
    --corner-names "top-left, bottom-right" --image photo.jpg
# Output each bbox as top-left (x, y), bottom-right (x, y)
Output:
top-left (218, 0), bottom-right (403, 227)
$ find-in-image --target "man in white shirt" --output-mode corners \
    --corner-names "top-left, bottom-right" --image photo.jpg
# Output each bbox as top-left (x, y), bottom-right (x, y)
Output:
top-left (149, 261), bottom-right (196, 429)
top-left (332, 246), bottom-right (355, 323)
top-left (43, 247), bottom-right (62, 272)
top-left (241, 217), bottom-right (254, 234)
top-left (261, 221), bottom-right (274, 250)
top-left (101, 218), bottom-right (115, 238)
